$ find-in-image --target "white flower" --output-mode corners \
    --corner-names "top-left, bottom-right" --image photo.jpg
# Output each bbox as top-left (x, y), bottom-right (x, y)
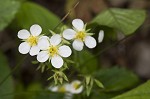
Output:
top-left (18, 24), bottom-right (43, 56)
top-left (48, 86), bottom-right (59, 92)
top-left (37, 34), bottom-right (72, 68)
top-left (58, 84), bottom-right (71, 93)
top-left (98, 30), bottom-right (104, 43)
top-left (48, 80), bottom-right (83, 94)
top-left (48, 84), bottom-right (70, 93)
top-left (63, 19), bottom-right (96, 51)
top-left (69, 80), bottom-right (83, 94)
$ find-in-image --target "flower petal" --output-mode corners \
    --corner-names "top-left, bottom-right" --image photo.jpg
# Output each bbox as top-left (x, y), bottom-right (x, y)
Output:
top-left (29, 46), bottom-right (40, 56)
top-left (18, 29), bottom-right (30, 39)
top-left (30, 24), bottom-right (42, 36)
top-left (48, 86), bottom-right (58, 92)
top-left (38, 36), bottom-right (50, 50)
top-left (18, 42), bottom-right (30, 54)
top-left (64, 84), bottom-right (71, 92)
top-left (85, 36), bottom-right (96, 48)
top-left (51, 55), bottom-right (63, 68)
top-left (70, 80), bottom-right (83, 94)
top-left (58, 45), bottom-right (72, 57)
top-left (72, 19), bottom-right (84, 31)
top-left (37, 51), bottom-right (49, 62)
top-left (50, 34), bottom-right (61, 46)
top-left (63, 29), bottom-right (76, 40)
top-left (98, 30), bottom-right (104, 43)
top-left (72, 40), bottom-right (84, 51)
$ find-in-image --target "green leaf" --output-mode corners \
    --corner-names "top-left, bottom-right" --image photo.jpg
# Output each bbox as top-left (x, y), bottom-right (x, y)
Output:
top-left (15, 83), bottom-right (64, 99)
top-left (76, 50), bottom-right (98, 74)
top-left (62, 72), bottom-right (68, 82)
top-left (94, 67), bottom-right (140, 92)
top-left (13, 2), bottom-right (61, 34)
top-left (85, 76), bottom-right (91, 85)
top-left (113, 80), bottom-right (150, 99)
top-left (86, 79), bottom-right (94, 96)
top-left (34, 92), bottom-right (64, 99)
top-left (0, 51), bottom-right (14, 99)
top-left (31, 60), bottom-right (39, 64)
top-left (0, 0), bottom-right (20, 31)
top-left (16, 91), bottom-right (64, 99)
top-left (92, 8), bottom-right (146, 35)
top-left (87, 92), bottom-right (121, 99)
top-left (94, 79), bottom-right (104, 88)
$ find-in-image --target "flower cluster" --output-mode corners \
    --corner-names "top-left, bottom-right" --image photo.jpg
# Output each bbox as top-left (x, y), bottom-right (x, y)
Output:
top-left (18, 19), bottom-right (104, 69)
top-left (49, 80), bottom-right (83, 94)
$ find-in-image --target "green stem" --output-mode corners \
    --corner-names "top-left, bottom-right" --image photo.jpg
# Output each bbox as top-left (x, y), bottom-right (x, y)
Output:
top-left (52, 1), bottom-right (80, 31)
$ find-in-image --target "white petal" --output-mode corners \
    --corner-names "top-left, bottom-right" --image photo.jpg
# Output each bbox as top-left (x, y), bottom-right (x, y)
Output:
top-left (70, 80), bottom-right (83, 94)
top-left (37, 51), bottom-right (49, 62)
top-left (29, 46), bottom-right (40, 56)
top-left (48, 86), bottom-right (58, 92)
top-left (63, 29), bottom-right (76, 40)
top-left (51, 55), bottom-right (63, 68)
top-left (18, 42), bottom-right (30, 54)
top-left (85, 36), bottom-right (96, 48)
top-left (50, 34), bottom-right (61, 46)
top-left (38, 36), bottom-right (50, 50)
top-left (30, 24), bottom-right (42, 36)
top-left (72, 19), bottom-right (84, 31)
top-left (58, 45), bottom-right (72, 57)
top-left (98, 30), bottom-right (104, 43)
top-left (39, 36), bottom-right (49, 39)
top-left (72, 40), bottom-right (84, 51)
top-left (18, 29), bottom-right (30, 39)
top-left (64, 84), bottom-right (71, 92)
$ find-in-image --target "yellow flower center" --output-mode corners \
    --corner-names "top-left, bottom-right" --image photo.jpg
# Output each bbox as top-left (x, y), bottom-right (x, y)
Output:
top-left (73, 82), bottom-right (80, 90)
top-left (58, 86), bottom-right (66, 92)
top-left (75, 31), bottom-right (86, 41)
top-left (48, 45), bottom-right (58, 57)
top-left (27, 36), bottom-right (38, 46)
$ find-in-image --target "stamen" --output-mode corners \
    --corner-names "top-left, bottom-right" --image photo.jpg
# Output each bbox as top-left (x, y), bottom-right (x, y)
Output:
top-left (75, 31), bottom-right (86, 41)
top-left (27, 36), bottom-right (38, 46)
top-left (73, 82), bottom-right (80, 90)
top-left (48, 45), bottom-right (58, 57)
top-left (58, 86), bottom-right (66, 92)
